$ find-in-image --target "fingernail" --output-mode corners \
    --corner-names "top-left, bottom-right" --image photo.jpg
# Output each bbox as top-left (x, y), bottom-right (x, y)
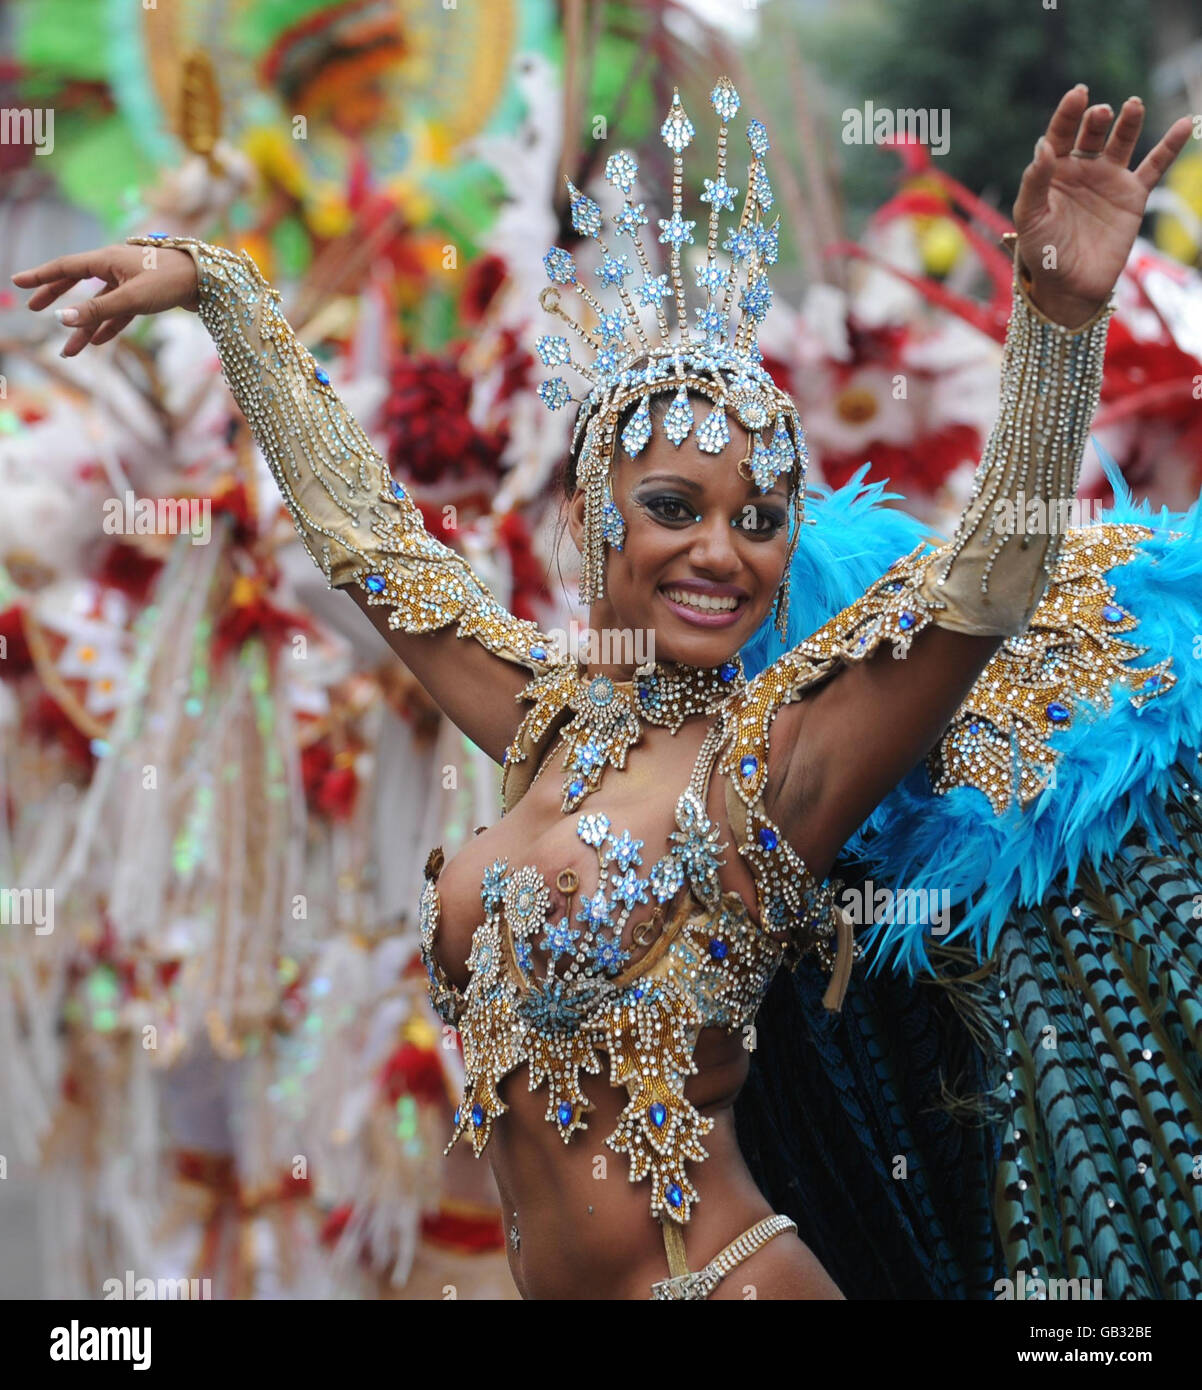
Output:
top-left (55, 307), bottom-right (78, 325)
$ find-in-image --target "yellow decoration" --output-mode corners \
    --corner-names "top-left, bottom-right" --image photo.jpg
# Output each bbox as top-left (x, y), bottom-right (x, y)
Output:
top-left (1154, 148), bottom-right (1202, 265)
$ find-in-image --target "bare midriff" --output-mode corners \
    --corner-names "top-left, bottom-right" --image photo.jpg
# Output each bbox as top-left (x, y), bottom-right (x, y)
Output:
top-left (428, 718), bottom-right (844, 1299)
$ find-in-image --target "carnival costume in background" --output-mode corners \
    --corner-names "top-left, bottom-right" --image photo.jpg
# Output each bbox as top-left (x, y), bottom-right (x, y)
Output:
top-left (130, 72), bottom-right (1200, 1299)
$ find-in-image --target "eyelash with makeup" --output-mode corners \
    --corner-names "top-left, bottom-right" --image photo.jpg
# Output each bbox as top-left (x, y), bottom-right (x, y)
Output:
top-left (638, 493), bottom-right (787, 537)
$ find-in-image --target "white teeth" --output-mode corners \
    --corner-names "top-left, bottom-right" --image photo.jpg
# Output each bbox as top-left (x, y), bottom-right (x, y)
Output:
top-left (663, 587), bottom-right (739, 613)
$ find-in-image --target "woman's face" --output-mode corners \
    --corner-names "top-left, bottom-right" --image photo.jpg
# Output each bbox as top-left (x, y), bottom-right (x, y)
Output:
top-left (567, 411), bottom-right (791, 670)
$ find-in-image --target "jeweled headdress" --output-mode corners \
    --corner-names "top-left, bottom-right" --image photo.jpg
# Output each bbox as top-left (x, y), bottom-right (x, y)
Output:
top-left (535, 76), bottom-right (808, 636)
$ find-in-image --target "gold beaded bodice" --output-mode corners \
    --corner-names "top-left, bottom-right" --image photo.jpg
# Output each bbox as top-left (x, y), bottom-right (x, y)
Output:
top-left (419, 702), bottom-right (837, 1225)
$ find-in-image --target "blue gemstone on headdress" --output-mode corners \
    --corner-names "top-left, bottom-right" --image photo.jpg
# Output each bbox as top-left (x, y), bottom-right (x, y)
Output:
top-left (391, 480), bottom-right (406, 499)
top-left (657, 213), bottom-right (696, 248)
top-left (649, 1101), bottom-right (667, 1127)
top-left (739, 272), bottom-right (772, 323)
top-left (636, 274), bottom-right (673, 308)
top-left (315, 366), bottom-right (330, 385)
top-left (696, 405), bottom-right (730, 454)
top-left (365, 574), bottom-right (386, 593)
top-left (1046, 701), bottom-right (1070, 723)
top-left (621, 396), bottom-right (653, 457)
top-left (595, 309), bottom-right (627, 344)
top-left (754, 217), bottom-right (781, 266)
top-left (536, 335), bottom-right (571, 366)
top-left (530, 644), bottom-right (547, 660)
top-left (750, 159), bottom-right (774, 211)
top-left (543, 247), bottom-right (577, 284)
top-left (565, 179), bottom-right (603, 238)
top-left (596, 254), bottom-right (631, 287)
top-left (747, 118), bottom-right (770, 157)
top-left (695, 305), bottom-right (725, 338)
top-left (757, 826), bottom-right (778, 850)
top-left (558, 1101), bottom-right (573, 1126)
top-left (471, 1103), bottom-right (484, 1127)
top-left (454, 1106), bottom-right (461, 1126)
top-left (663, 387), bottom-right (694, 445)
top-left (723, 228), bottom-right (754, 262)
top-left (1142, 674), bottom-right (1161, 690)
top-left (740, 754), bottom-right (758, 778)
top-left (613, 202), bottom-right (649, 239)
top-left (750, 436), bottom-right (777, 492)
top-left (695, 258), bottom-right (726, 294)
top-left (899, 612), bottom-right (916, 630)
top-left (709, 937), bottom-right (728, 960)
top-left (605, 151), bottom-right (638, 193)
top-left (700, 176), bottom-right (738, 213)
top-left (666, 1183), bottom-right (683, 1208)
top-left (569, 778), bottom-right (585, 798)
top-left (601, 498), bottom-right (626, 549)
top-left (660, 91), bottom-right (695, 153)
top-left (595, 347), bottom-right (624, 376)
top-left (538, 378), bottom-right (572, 410)
top-left (1102, 604), bottom-right (1123, 622)
top-left (710, 79), bottom-right (741, 122)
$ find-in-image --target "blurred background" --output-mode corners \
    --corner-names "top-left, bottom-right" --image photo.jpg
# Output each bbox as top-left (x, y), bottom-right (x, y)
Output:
top-left (0, 0), bottom-right (1200, 1299)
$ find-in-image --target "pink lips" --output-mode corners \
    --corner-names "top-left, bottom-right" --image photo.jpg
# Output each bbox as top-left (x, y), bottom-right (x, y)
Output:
top-left (658, 585), bottom-right (747, 628)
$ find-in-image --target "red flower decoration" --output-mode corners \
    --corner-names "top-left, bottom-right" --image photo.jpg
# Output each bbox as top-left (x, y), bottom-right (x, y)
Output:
top-left (0, 605), bottom-right (33, 675)
top-left (385, 350), bottom-right (508, 485)
top-left (822, 422), bottom-right (981, 495)
top-left (462, 254), bottom-right (508, 324)
top-left (378, 1041), bottom-right (446, 1106)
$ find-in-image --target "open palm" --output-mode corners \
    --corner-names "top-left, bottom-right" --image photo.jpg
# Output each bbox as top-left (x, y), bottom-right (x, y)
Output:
top-left (1014, 85), bottom-right (1193, 324)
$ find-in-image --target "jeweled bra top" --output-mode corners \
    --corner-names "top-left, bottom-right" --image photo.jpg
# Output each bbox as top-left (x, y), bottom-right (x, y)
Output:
top-left (420, 662), bottom-right (846, 1226)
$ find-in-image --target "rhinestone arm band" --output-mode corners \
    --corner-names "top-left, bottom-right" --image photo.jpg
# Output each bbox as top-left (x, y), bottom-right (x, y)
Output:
top-left (127, 234), bottom-right (559, 677)
top-left (917, 241), bottom-right (1116, 637)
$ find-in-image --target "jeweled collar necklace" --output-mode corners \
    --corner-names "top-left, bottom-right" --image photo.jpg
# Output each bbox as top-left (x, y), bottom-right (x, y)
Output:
top-left (509, 655), bottom-right (748, 812)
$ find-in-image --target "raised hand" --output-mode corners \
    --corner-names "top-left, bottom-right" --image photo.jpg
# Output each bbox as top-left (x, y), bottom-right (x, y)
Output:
top-left (10, 243), bottom-right (199, 357)
top-left (1013, 85), bottom-right (1193, 328)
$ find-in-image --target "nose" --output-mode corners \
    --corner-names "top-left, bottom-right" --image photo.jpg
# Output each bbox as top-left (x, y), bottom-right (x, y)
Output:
top-left (686, 510), bottom-right (742, 579)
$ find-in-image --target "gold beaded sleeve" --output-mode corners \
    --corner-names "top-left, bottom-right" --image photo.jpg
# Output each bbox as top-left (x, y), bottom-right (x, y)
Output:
top-left (127, 234), bottom-right (561, 679)
top-left (916, 239), bottom-right (1116, 637)
top-left (721, 249), bottom-right (1116, 1002)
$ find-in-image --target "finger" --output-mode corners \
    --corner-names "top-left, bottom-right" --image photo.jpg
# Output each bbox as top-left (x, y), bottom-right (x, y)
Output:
top-left (88, 314), bottom-right (134, 347)
top-left (53, 282), bottom-right (145, 333)
top-left (11, 250), bottom-right (112, 289)
top-left (24, 276), bottom-right (82, 312)
top-left (1014, 134), bottom-right (1058, 225)
top-left (1072, 103), bottom-right (1114, 156)
top-left (1102, 96), bottom-right (1145, 166)
top-left (1044, 84), bottom-right (1091, 157)
top-left (59, 322), bottom-right (102, 358)
top-left (1134, 115), bottom-right (1195, 193)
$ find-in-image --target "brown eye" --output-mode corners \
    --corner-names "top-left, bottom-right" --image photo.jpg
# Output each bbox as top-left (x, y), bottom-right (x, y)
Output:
top-left (645, 495), bottom-right (695, 523)
top-left (734, 503), bottom-right (787, 537)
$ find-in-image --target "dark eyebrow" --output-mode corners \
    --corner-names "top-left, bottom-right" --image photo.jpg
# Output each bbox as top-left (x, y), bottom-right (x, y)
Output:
top-left (635, 473), bottom-right (703, 491)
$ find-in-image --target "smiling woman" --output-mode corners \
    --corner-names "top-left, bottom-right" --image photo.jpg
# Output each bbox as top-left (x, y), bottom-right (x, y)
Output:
top-left (10, 76), bottom-right (1197, 1300)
